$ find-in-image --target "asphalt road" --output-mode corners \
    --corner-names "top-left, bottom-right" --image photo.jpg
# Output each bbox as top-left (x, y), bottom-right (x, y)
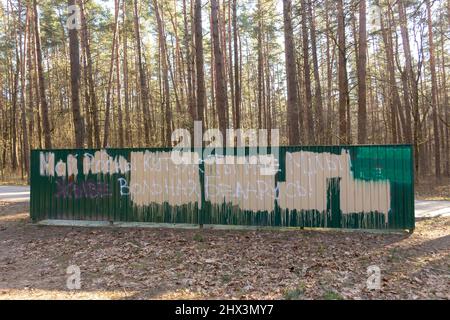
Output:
top-left (0, 185), bottom-right (448, 218)
top-left (414, 200), bottom-right (450, 218)
top-left (0, 186), bottom-right (30, 202)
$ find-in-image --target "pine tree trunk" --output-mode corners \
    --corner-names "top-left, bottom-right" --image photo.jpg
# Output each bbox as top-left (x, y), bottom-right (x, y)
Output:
top-left (115, 5), bottom-right (124, 148)
top-left (380, 9), bottom-right (404, 144)
top-left (18, 0), bottom-right (29, 176)
top-left (32, 0), bottom-right (51, 149)
top-left (154, 0), bottom-right (173, 146)
top-left (426, 0), bottom-right (441, 178)
top-left (300, 0), bottom-right (315, 144)
top-left (308, 1), bottom-right (324, 144)
top-left (183, 0), bottom-right (196, 124)
top-left (194, 0), bottom-right (206, 125)
top-left (79, 0), bottom-right (101, 148)
top-left (325, 0), bottom-right (333, 144)
top-left (103, 0), bottom-right (120, 148)
top-left (122, 0), bottom-right (132, 146)
top-left (440, 22), bottom-right (450, 176)
top-left (68, 0), bottom-right (84, 148)
top-left (232, 0), bottom-right (240, 129)
top-left (227, 0), bottom-right (235, 130)
top-left (257, 0), bottom-right (264, 130)
top-left (26, 6), bottom-right (35, 149)
top-left (282, 0), bottom-right (300, 145)
top-left (211, 0), bottom-right (228, 141)
top-left (357, 0), bottom-right (367, 144)
top-left (133, 0), bottom-right (151, 145)
top-left (337, 0), bottom-right (349, 144)
top-left (397, 0), bottom-right (415, 145)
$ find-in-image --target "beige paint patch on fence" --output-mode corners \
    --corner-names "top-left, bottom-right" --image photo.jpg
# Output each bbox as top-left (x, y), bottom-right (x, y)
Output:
top-left (39, 152), bottom-right (77, 178)
top-left (277, 151), bottom-right (390, 220)
top-left (40, 150), bottom-right (129, 178)
top-left (129, 151), bottom-right (202, 207)
top-left (204, 155), bottom-right (276, 212)
top-left (40, 152), bottom-right (55, 177)
top-left (203, 152), bottom-right (391, 217)
top-left (67, 155), bottom-right (78, 177)
top-left (82, 150), bottom-right (129, 175)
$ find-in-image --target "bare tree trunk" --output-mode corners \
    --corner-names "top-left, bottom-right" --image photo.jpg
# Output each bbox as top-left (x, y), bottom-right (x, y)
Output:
top-left (183, 0), bottom-right (196, 124)
top-left (357, 0), bottom-right (367, 144)
top-left (133, 0), bottom-right (151, 145)
top-left (18, 0), bottom-right (30, 176)
top-left (68, 0), bottom-right (84, 148)
top-left (337, 0), bottom-right (349, 144)
top-left (440, 20), bottom-right (450, 176)
top-left (115, 5), bottom-right (124, 148)
top-left (121, 0), bottom-right (132, 146)
top-left (31, 7), bottom-right (42, 149)
top-left (219, 0), bottom-right (229, 128)
top-left (79, 0), bottom-right (101, 148)
top-left (0, 77), bottom-right (6, 177)
top-left (425, 0), bottom-right (441, 177)
top-left (232, 0), bottom-right (240, 129)
top-left (257, 0), bottom-right (264, 130)
top-left (12, 0), bottom-right (28, 177)
top-left (380, 10), bottom-right (403, 144)
top-left (154, 0), bottom-right (172, 146)
top-left (308, 0), bottom-right (324, 144)
top-left (133, 46), bottom-right (142, 145)
top-left (211, 0), bottom-right (228, 141)
top-left (282, 0), bottom-right (300, 145)
top-left (26, 5), bottom-right (35, 149)
top-left (265, 36), bottom-right (272, 140)
top-left (227, 0), bottom-right (235, 130)
top-left (194, 0), bottom-right (206, 125)
top-left (11, 43), bottom-right (19, 171)
top-left (32, 0), bottom-right (51, 149)
top-left (325, 0), bottom-right (333, 144)
top-left (210, 15), bottom-right (216, 128)
top-left (103, 0), bottom-right (120, 148)
top-left (80, 34), bottom-right (92, 148)
top-left (397, 0), bottom-right (415, 145)
top-left (300, 0), bottom-right (315, 144)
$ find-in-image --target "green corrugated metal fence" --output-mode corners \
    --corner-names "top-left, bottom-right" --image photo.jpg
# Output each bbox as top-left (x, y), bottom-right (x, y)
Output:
top-left (30, 145), bottom-right (415, 231)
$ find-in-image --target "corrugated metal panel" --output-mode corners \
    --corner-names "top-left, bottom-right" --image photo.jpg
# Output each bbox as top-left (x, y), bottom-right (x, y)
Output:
top-left (30, 145), bottom-right (415, 231)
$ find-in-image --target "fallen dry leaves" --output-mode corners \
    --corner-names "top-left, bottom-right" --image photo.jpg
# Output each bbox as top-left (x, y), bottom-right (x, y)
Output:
top-left (0, 201), bottom-right (448, 300)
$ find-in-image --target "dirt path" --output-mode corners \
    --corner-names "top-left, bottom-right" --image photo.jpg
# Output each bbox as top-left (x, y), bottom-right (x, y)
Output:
top-left (0, 201), bottom-right (448, 300)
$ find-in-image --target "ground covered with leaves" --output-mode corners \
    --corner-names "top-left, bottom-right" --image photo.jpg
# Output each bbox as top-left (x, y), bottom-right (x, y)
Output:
top-left (0, 201), bottom-right (448, 300)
